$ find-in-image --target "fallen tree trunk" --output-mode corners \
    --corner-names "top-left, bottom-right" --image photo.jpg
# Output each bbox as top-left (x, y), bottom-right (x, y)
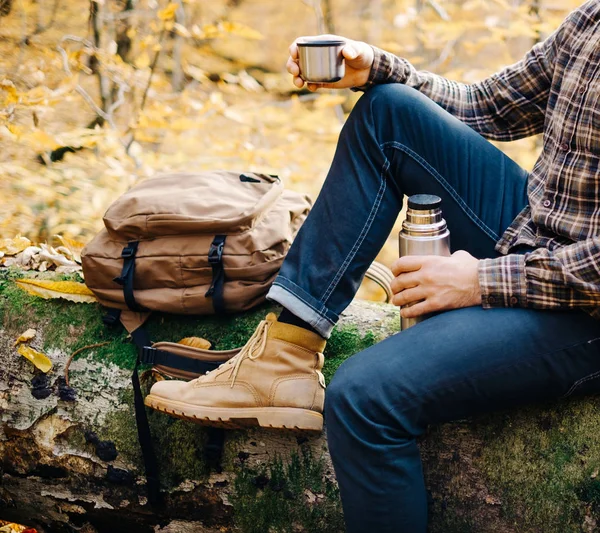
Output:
top-left (1, 268), bottom-right (600, 533)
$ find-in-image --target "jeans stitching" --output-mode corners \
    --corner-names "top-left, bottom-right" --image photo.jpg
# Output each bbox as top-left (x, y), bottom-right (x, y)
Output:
top-left (563, 370), bottom-right (600, 398)
top-left (381, 140), bottom-right (500, 242)
top-left (321, 160), bottom-right (389, 304)
top-left (272, 279), bottom-right (336, 327)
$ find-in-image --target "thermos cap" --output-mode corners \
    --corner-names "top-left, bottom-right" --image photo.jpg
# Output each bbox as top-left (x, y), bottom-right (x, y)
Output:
top-left (408, 194), bottom-right (442, 210)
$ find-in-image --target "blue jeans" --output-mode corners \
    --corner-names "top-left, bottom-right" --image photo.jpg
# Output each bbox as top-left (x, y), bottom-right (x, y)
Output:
top-left (266, 85), bottom-right (600, 532)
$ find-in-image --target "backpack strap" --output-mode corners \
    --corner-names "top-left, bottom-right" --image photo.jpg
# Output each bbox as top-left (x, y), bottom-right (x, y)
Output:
top-left (205, 235), bottom-right (227, 314)
top-left (113, 241), bottom-right (148, 312)
top-left (131, 337), bottom-right (162, 508)
top-left (138, 344), bottom-right (222, 375)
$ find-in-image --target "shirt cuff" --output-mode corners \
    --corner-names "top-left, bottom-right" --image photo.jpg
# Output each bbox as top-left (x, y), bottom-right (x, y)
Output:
top-left (351, 46), bottom-right (409, 91)
top-left (478, 254), bottom-right (528, 309)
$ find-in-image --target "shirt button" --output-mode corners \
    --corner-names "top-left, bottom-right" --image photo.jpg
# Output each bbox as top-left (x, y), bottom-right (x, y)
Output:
top-left (579, 86), bottom-right (586, 94)
top-left (560, 142), bottom-right (569, 152)
top-left (543, 199), bottom-right (551, 208)
top-left (510, 296), bottom-right (519, 306)
top-left (487, 296), bottom-right (496, 305)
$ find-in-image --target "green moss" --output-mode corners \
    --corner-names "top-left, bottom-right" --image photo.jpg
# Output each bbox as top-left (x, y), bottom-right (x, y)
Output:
top-left (0, 269), bottom-right (136, 369)
top-left (322, 326), bottom-right (379, 384)
top-left (101, 388), bottom-right (211, 488)
top-left (474, 399), bottom-right (600, 532)
top-left (231, 448), bottom-right (344, 533)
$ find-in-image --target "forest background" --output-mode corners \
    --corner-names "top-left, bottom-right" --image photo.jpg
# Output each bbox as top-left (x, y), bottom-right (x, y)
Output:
top-left (0, 0), bottom-right (584, 300)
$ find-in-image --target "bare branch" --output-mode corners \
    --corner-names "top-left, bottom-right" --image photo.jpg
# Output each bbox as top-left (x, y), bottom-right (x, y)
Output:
top-left (20, 0), bottom-right (61, 44)
top-left (56, 36), bottom-right (115, 128)
top-left (427, 37), bottom-right (460, 71)
top-left (140, 28), bottom-right (166, 112)
top-left (302, 0), bottom-right (326, 34)
top-left (427, 0), bottom-right (451, 21)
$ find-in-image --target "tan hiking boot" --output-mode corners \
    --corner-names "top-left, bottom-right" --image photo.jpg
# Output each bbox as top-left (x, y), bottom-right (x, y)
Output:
top-left (144, 313), bottom-right (327, 432)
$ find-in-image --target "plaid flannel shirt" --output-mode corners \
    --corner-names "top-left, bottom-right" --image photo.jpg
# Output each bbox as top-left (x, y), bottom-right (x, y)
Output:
top-left (358, 0), bottom-right (600, 318)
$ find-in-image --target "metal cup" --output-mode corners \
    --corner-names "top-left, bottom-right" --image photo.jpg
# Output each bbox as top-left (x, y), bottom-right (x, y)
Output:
top-left (297, 39), bottom-right (345, 83)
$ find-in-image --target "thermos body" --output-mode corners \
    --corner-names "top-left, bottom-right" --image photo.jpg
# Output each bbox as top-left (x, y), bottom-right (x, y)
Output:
top-left (399, 195), bottom-right (451, 330)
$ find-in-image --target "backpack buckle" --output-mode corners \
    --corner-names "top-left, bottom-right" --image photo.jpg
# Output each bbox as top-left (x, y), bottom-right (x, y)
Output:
top-left (208, 240), bottom-right (224, 264)
top-left (102, 310), bottom-right (121, 326)
top-left (141, 346), bottom-right (157, 365)
top-left (121, 242), bottom-right (139, 259)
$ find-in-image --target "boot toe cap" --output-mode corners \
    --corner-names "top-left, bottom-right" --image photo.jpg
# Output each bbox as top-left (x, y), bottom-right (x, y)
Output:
top-left (149, 379), bottom-right (188, 399)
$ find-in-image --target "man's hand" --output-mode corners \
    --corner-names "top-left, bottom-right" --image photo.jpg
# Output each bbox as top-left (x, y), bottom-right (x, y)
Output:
top-left (390, 251), bottom-right (483, 318)
top-left (286, 35), bottom-right (374, 91)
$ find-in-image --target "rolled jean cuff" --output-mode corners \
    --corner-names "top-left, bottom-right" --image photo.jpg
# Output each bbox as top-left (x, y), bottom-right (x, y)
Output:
top-left (266, 278), bottom-right (338, 339)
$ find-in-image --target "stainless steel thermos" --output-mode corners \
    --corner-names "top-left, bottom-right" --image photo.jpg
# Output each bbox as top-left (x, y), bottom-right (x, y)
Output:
top-left (398, 194), bottom-right (451, 330)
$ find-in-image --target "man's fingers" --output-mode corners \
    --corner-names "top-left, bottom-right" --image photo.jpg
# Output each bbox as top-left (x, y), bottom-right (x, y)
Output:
top-left (289, 41), bottom-right (299, 59)
top-left (400, 300), bottom-right (432, 319)
top-left (342, 44), bottom-right (358, 60)
top-left (390, 272), bottom-right (420, 294)
top-left (287, 58), bottom-right (300, 76)
top-left (390, 256), bottom-right (424, 276)
top-left (392, 286), bottom-right (426, 308)
top-left (307, 82), bottom-right (337, 91)
top-left (293, 76), bottom-right (305, 88)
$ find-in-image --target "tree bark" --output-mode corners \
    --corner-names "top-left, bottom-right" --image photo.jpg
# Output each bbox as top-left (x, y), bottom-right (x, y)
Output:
top-left (1, 270), bottom-right (599, 532)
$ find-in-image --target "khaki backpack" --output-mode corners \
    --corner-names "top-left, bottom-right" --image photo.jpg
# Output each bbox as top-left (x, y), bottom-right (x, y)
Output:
top-left (82, 171), bottom-right (311, 316)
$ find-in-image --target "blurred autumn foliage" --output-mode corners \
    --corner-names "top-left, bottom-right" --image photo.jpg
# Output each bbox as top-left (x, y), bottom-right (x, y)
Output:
top-left (0, 0), bottom-right (583, 298)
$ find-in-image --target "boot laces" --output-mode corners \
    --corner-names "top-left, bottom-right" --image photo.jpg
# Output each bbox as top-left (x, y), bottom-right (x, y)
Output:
top-left (202, 318), bottom-right (271, 388)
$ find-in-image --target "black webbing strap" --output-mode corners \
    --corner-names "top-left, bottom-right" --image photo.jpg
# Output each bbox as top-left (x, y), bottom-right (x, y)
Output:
top-left (130, 326), bottom-right (225, 481)
top-left (113, 241), bottom-right (147, 312)
top-left (140, 346), bottom-right (222, 375)
top-left (205, 235), bottom-right (227, 314)
top-left (130, 326), bottom-right (161, 507)
top-left (204, 427), bottom-right (226, 471)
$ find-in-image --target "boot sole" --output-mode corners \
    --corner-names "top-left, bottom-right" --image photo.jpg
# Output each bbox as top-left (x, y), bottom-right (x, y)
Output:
top-left (144, 394), bottom-right (323, 432)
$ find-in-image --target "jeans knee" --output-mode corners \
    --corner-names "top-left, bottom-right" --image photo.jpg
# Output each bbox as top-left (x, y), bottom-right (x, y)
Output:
top-left (324, 348), bottom-right (425, 439)
top-left (356, 84), bottom-right (425, 116)
top-left (324, 357), bottom-right (368, 427)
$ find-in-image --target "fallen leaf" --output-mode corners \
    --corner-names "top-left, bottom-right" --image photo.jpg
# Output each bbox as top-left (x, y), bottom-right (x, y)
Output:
top-left (485, 495), bottom-right (502, 505)
top-left (38, 243), bottom-right (78, 268)
top-left (15, 279), bottom-right (97, 303)
top-left (0, 236), bottom-right (31, 255)
top-left (15, 328), bottom-right (36, 346)
top-left (17, 344), bottom-right (53, 373)
top-left (220, 21), bottom-right (264, 40)
top-left (157, 2), bottom-right (178, 21)
top-left (177, 337), bottom-right (211, 350)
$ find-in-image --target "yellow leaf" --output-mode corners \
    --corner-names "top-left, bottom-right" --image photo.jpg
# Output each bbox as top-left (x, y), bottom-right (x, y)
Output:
top-left (157, 2), bottom-right (178, 21)
top-left (15, 279), bottom-right (97, 303)
top-left (177, 337), bottom-right (211, 350)
top-left (15, 328), bottom-right (36, 345)
top-left (135, 51), bottom-right (151, 69)
top-left (18, 344), bottom-right (53, 373)
top-left (6, 123), bottom-right (24, 138)
top-left (220, 21), bottom-right (264, 40)
top-left (0, 79), bottom-right (19, 105)
top-left (54, 235), bottom-right (86, 263)
top-left (0, 236), bottom-right (31, 256)
top-left (22, 129), bottom-right (60, 151)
